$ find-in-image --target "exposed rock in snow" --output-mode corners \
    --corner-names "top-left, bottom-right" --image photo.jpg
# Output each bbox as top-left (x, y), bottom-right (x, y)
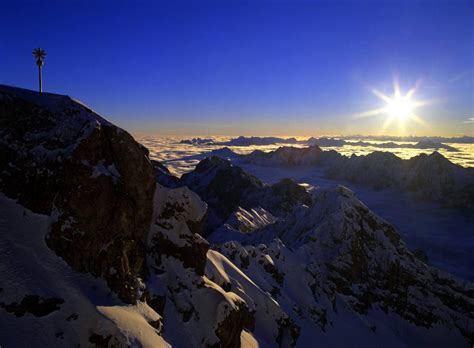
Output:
top-left (151, 159), bottom-right (182, 188)
top-left (212, 186), bottom-right (474, 347)
top-left (180, 156), bottom-right (312, 235)
top-left (145, 156), bottom-right (474, 346)
top-left (0, 194), bottom-right (170, 347)
top-left (0, 85), bottom-right (156, 304)
top-left (147, 184), bottom-right (255, 347)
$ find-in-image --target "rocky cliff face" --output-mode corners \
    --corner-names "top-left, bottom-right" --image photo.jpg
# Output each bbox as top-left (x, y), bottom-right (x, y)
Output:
top-left (0, 85), bottom-right (155, 303)
top-left (180, 156), bottom-right (312, 235)
top-left (146, 184), bottom-right (254, 347)
top-left (212, 186), bottom-right (474, 346)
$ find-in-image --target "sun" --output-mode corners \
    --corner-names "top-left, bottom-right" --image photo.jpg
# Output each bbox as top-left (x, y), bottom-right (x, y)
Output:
top-left (353, 77), bottom-right (435, 133)
top-left (386, 95), bottom-right (414, 120)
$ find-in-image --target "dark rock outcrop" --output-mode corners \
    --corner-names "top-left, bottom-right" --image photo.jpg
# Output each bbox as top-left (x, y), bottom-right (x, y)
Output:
top-left (0, 295), bottom-right (64, 318)
top-left (151, 159), bottom-right (182, 188)
top-left (181, 156), bottom-right (312, 235)
top-left (147, 184), bottom-right (253, 347)
top-left (0, 85), bottom-right (156, 303)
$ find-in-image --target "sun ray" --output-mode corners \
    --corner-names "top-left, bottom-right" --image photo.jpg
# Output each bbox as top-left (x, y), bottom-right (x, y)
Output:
top-left (406, 78), bottom-right (422, 98)
top-left (393, 77), bottom-right (401, 97)
top-left (410, 113), bottom-right (426, 125)
top-left (381, 114), bottom-right (395, 132)
top-left (411, 98), bottom-right (441, 108)
top-left (370, 88), bottom-right (392, 103)
top-left (353, 107), bottom-right (388, 119)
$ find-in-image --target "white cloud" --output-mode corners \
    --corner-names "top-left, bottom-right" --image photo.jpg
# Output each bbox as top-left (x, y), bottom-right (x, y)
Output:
top-left (462, 117), bottom-right (474, 124)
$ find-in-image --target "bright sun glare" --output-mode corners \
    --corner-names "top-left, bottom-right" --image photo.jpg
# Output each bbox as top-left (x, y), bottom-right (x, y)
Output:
top-left (354, 77), bottom-right (436, 133)
top-left (387, 96), bottom-right (413, 120)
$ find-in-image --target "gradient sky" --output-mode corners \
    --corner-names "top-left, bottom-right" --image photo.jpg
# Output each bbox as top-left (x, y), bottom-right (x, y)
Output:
top-left (1, 0), bottom-right (473, 136)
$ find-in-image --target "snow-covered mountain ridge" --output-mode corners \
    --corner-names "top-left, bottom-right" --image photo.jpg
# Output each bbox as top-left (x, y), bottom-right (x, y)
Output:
top-left (157, 159), bottom-right (474, 346)
top-left (1, 85), bottom-right (473, 347)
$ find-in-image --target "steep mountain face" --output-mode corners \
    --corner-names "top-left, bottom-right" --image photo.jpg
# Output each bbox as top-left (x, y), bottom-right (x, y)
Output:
top-left (146, 184), bottom-right (300, 347)
top-left (212, 186), bottom-right (474, 346)
top-left (151, 159), bottom-right (182, 188)
top-left (0, 85), bottom-right (155, 304)
top-left (326, 151), bottom-right (405, 189)
top-left (403, 152), bottom-right (474, 208)
top-left (147, 184), bottom-right (250, 347)
top-left (242, 145), bottom-right (474, 211)
top-left (180, 156), bottom-right (312, 235)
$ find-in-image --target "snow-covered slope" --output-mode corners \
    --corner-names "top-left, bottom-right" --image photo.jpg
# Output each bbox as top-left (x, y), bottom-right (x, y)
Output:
top-left (151, 155), bottom-right (474, 346)
top-left (210, 186), bottom-right (474, 347)
top-left (0, 194), bottom-right (170, 347)
top-left (146, 184), bottom-right (299, 347)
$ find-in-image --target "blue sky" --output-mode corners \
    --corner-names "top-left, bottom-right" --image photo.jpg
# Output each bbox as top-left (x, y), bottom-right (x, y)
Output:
top-left (1, 0), bottom-right (473, 136)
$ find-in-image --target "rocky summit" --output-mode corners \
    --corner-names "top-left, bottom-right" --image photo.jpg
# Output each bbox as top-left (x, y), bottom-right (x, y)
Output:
top-left (0, 85), bottom-right (156, 304)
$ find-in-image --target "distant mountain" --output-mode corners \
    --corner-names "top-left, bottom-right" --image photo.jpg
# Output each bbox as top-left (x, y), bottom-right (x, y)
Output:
top-left (326, 151), bottom-right (474, 210)
top-left (213, 136), bottom-right (301, 146)
top-left (308, 137), bottom-right (459, 152)
top-left (340, 135), bottom-right (474, 144)
top-left (307, 137), bottom-right (346, 147)
top-left (179, 137), bottom-right (214, 145)
top-left (240, 145), bottom-right (474, 211)
top-left (179, 135), bottom-right (463, 151)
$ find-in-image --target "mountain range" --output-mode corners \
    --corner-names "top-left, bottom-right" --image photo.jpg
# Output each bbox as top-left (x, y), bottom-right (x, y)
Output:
top-left (1, 85), bottom-right (473, 347)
